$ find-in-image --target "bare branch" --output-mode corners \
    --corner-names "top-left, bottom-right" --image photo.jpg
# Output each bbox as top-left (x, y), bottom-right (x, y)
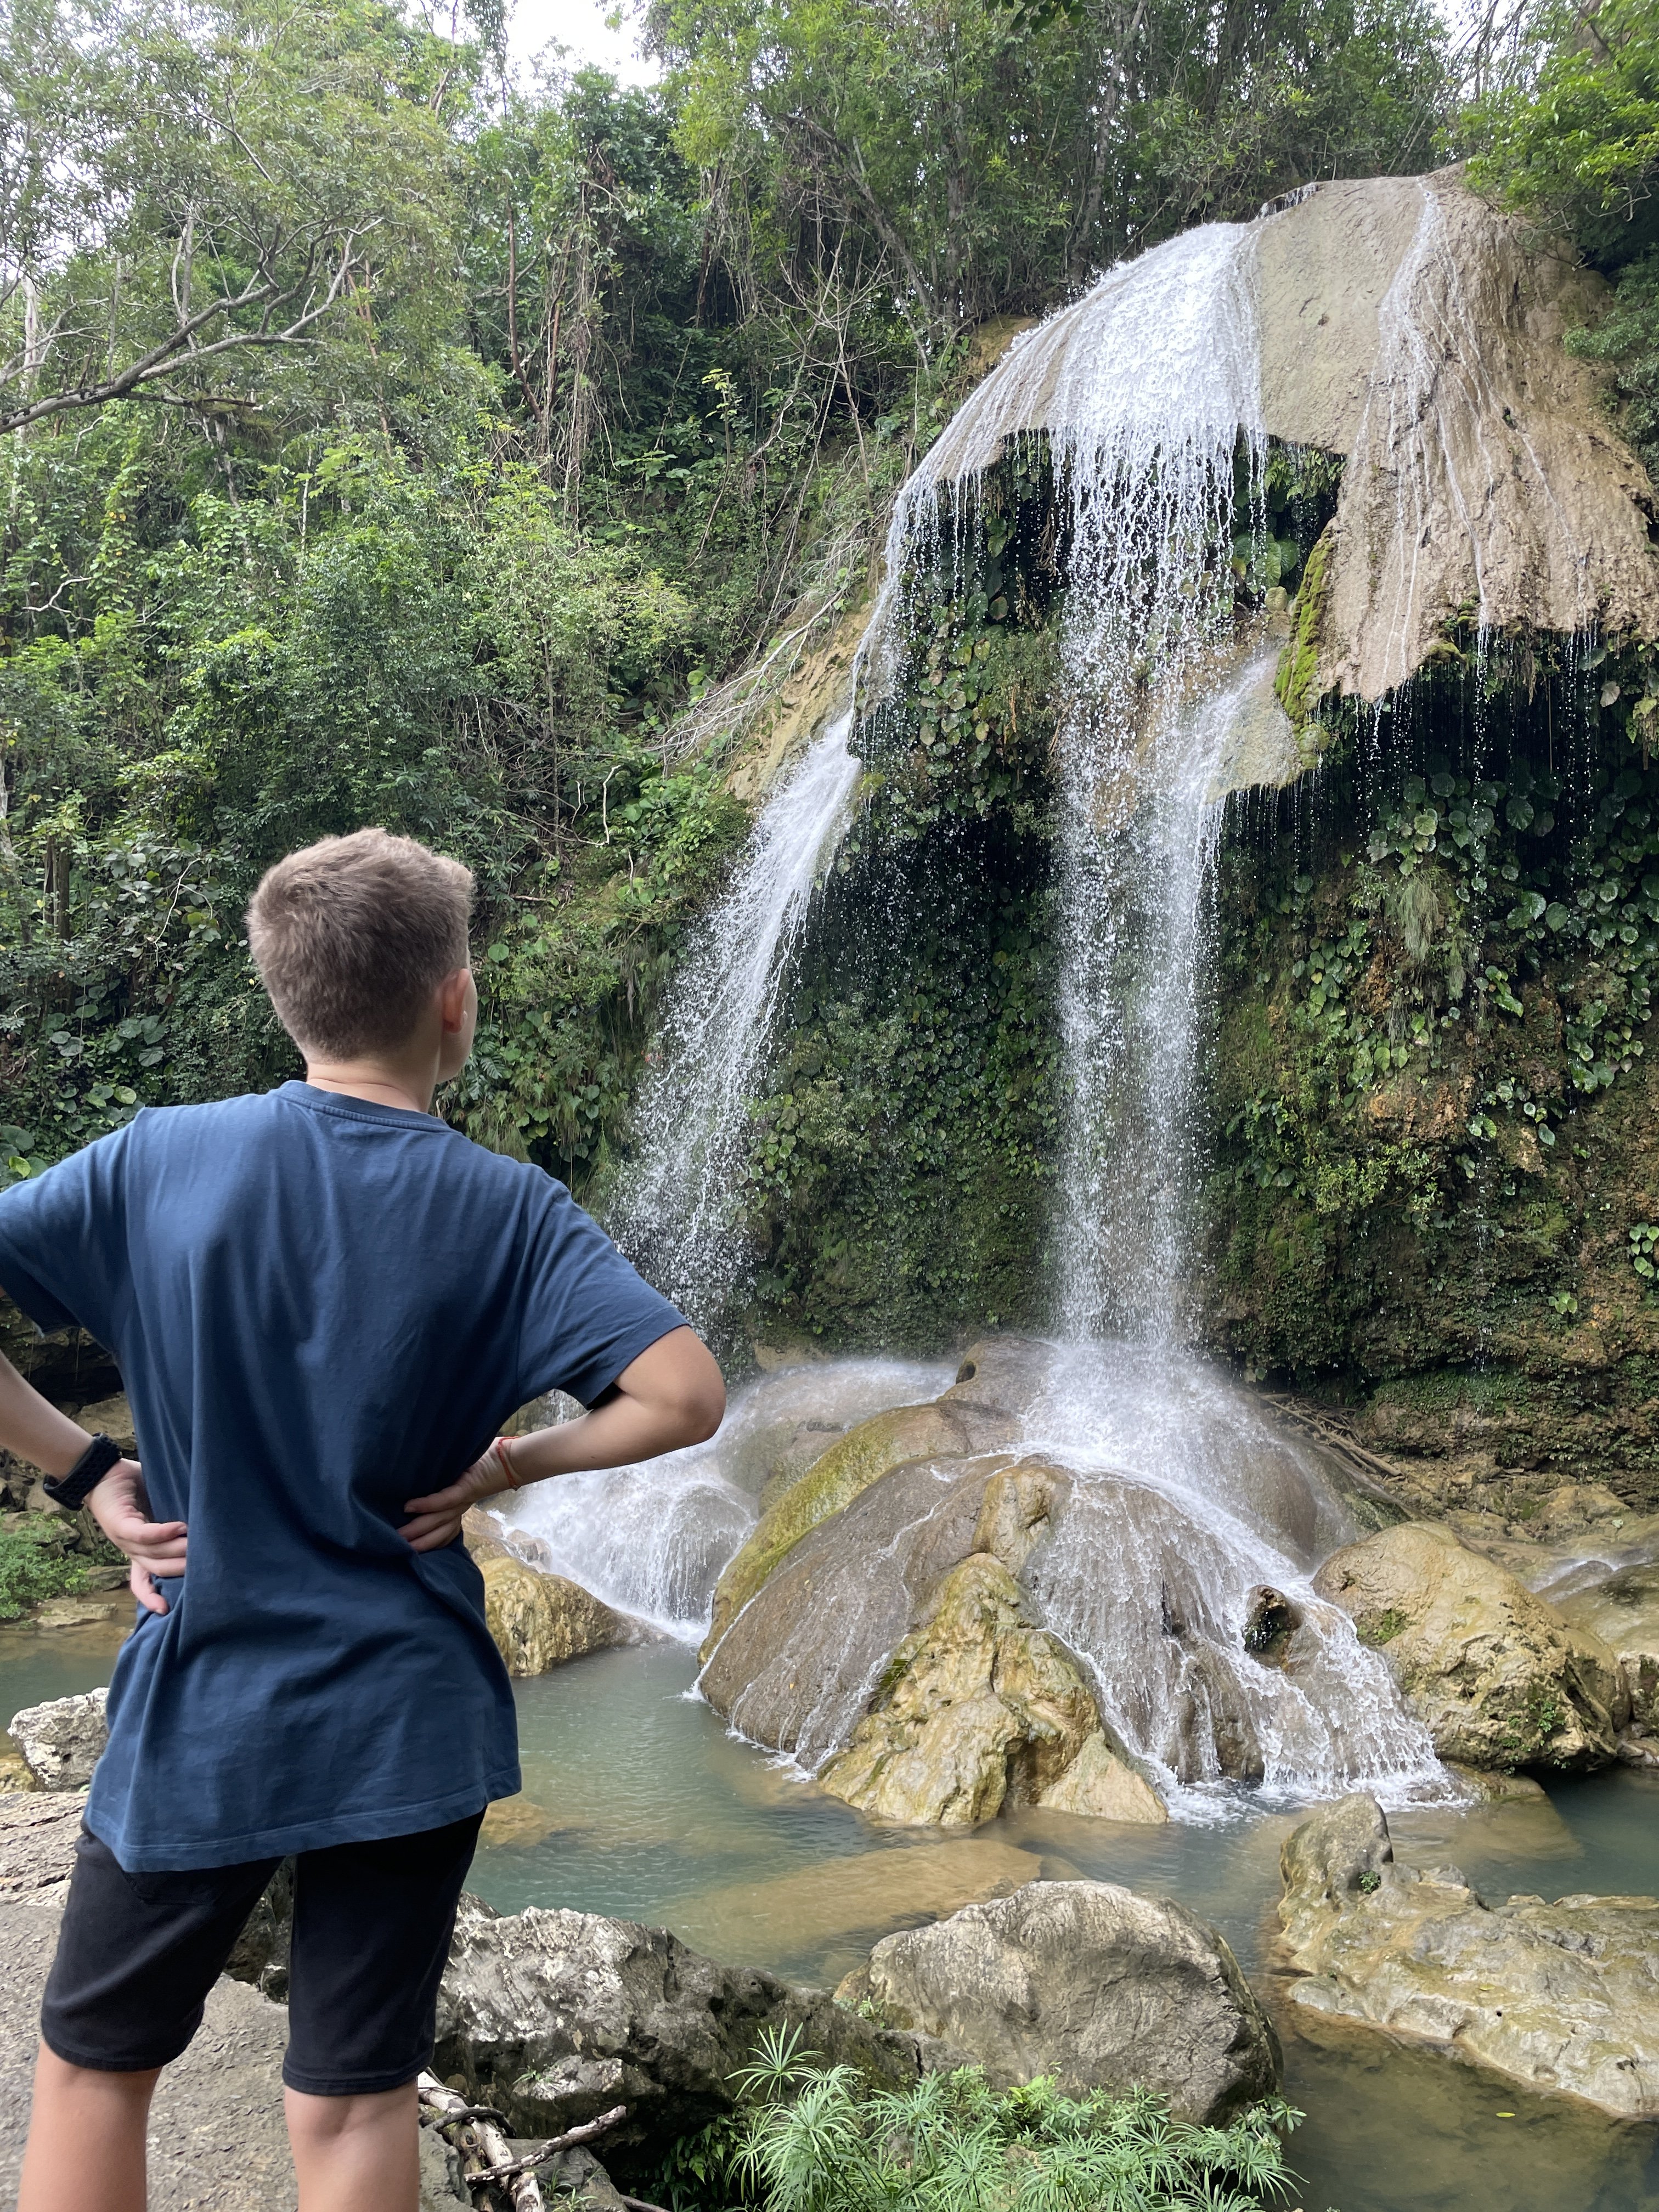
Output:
top-left (0, 229), bottom-right (373, 436)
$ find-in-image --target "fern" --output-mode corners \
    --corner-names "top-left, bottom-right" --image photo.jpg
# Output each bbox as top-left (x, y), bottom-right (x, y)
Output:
top-left (650, 2029), bottom-right (1318, 2212)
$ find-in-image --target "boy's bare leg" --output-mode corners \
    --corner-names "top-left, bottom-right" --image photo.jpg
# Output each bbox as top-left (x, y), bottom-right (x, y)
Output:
top-left (285, 2081), bottom-right (420, 2212)
top-left (17, 2044), bottom-right (160, 2212)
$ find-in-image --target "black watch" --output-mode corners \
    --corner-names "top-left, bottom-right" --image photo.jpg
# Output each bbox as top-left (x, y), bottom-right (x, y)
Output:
top-left (43, 1432), bottom-right (125, 1512)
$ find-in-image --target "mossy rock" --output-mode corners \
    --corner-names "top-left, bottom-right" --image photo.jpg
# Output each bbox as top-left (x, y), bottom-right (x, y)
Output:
top-left (816, 1554), bottom-right (1100, 1827)
top-left (479, 1555), bottom-right (625, 1677)
top-left (1273, 519), bottom-right (1335, 751)
top-left (701, 1400), bottom-right (970, 1660)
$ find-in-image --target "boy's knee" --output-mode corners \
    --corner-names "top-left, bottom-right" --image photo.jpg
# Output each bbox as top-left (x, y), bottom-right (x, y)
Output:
top-left (285, 2080), bottom-right (416, 2143)
top-left (35, 2043), bottom-right (162, 2101)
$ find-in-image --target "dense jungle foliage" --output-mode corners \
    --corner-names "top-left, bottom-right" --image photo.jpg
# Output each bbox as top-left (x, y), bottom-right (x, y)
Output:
top-left (2, 0), bottom-right (1656, 1480)
top-left (0, 0), bottom-right (1467, 1192)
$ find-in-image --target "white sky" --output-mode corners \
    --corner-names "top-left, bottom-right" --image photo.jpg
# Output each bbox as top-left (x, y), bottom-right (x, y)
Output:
top-left (505, 0), bottom-right (661, 82)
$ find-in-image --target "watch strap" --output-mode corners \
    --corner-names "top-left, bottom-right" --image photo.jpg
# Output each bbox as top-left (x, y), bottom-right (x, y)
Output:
top-left (43, 1432), bottom-right (124, 1513)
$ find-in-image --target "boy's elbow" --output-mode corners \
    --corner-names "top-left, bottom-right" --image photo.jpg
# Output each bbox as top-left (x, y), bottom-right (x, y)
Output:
top-left (678, 1369), bottom-right (726, 1444)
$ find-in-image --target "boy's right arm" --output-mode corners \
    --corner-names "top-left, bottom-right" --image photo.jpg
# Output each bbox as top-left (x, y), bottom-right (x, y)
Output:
top-left (0, 1353), bottom-right (187, 1615)
top-left (400, 1324), bottom-right (726, 1552)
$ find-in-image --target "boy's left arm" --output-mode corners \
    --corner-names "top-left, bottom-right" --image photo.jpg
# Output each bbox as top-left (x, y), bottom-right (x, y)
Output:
top-left (0, 1353), bottom-right (187, 1616)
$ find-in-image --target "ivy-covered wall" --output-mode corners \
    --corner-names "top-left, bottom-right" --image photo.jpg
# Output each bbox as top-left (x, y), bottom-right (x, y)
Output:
top-left (1205, 629), bottom-right (1659, 1509)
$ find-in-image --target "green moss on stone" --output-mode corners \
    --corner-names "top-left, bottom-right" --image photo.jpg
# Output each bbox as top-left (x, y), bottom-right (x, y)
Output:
top-left (702, 1400), bottom-right (964, 1656)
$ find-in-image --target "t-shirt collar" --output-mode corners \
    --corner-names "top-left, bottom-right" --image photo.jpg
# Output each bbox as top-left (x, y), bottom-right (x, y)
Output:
top-left (278, 1080), bottom-right (452, 1131)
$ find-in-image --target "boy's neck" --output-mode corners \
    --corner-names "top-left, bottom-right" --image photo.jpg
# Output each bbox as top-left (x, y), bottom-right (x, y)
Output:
top-left (302, 1054), bottom-right (439, 1118)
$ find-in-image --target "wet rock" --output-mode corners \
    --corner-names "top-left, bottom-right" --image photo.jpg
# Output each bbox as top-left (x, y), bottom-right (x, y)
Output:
top-left (432, 1897), bottom-right (921, 2177)
top-left (816, 1555), bottom-right (1102, 1827)
top-left (1278, 1794), bottom-right (1659, 2118)
top-left (8, 1689), bottom-right (108, 1790)
top-left (479, 1556), bottom-right (624, 1677)
top-left (1441, 1762), bottom-right (1548, 1803)
top-left (702, 1400), bottom-right (994, 1657)
top-left (698, 1454), bottom-right (1026, 1768)
top-left (1036, 1733), bottom-right (1167, 1822)
top-left (1558, 1562), bottom-right (1659, 1733)
top-left (1242, 1585), bottom-right (1302, 1666)
top-left (835, 1879), bottom-right (1279, 2124)
top-left (939, 1338), bottom-right (1060, 1426)
top-left (479, 1794), bottom-right (560, 1849)
top-left (1312, 1522), bottom-right (1624, 1769)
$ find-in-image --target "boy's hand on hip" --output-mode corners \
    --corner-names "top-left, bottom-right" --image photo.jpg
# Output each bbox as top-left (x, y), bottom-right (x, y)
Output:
top-left (89, 1461), bottom-right (188, 1618)
top-left (400, 1448), bottom-right (505, 1553)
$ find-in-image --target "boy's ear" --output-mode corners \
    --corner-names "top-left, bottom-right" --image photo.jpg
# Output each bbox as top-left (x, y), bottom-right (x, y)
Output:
top-left (439, 967), bottom-right (475, 1035)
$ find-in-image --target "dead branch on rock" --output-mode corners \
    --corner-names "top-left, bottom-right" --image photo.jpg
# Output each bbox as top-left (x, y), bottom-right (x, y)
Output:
top-left (417, 2076), bottom-right (627, 2211)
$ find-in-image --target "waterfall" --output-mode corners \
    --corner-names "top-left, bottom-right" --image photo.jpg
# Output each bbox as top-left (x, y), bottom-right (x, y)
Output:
top-left (1012, 1342), bottom-right (1446, 1806)
top-left (496, 1356), bottom-right (953, 1641)
top-left (610, 709), bottom-right (862, 1326)
top-left (871, 219), bottom-right (1267, 1335)
top-left (566, 206), bottom-right (1468, 1813)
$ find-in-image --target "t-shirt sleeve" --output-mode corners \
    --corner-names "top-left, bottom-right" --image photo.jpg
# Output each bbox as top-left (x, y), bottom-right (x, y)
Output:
top-left (0, 1124), bottom-right (132, 1347)
top-left (515, 1175), bottom-right (690, 1409)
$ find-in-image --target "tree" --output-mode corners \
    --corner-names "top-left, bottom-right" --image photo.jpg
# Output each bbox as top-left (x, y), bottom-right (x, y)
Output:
top-left (0, 0), bottom-right (466, 438)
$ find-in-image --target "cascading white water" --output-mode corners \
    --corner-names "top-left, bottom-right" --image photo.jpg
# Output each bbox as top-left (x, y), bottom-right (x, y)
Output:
top-left (866, 221), bottom-right (1268, 1334)
top-left (1008, 1341), bottom-right (1446, 1807)
top-left (610, 710), bottom-right (862, 1325)
top-left (499, 1356), bottom-right (952, 1641)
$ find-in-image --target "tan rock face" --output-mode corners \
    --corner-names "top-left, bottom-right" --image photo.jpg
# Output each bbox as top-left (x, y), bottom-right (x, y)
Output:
top-left (1279, 1794), bottom-right (1659, 2118)
top-left (817, 1555), bottom-right (1101, 1827)
top-left (1558, 1562), bottom-right (1659, 1732)
top-left (1312, 1521), bottom-right (1624, 1769)
top-left (479, 1556), bottom-right (624, 1677)
top-left (837, 1879), bottom-right (1279, 2124)
top-left (898, 169), bottom-right (1658, 726)
top-left (1037, 1732), bottom-right (1168, 1823)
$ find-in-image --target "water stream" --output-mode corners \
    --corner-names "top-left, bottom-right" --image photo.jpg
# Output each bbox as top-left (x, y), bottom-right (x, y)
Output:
top-left (610, 708), bottom-right (862, 1327)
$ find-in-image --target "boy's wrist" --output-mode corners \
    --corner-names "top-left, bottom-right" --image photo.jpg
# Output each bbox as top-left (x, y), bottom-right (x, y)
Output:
top-left (43, 1432), bottom-right (125, 1510)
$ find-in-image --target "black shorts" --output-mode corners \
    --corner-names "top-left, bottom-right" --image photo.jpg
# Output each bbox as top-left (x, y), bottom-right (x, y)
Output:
top-left (41, 1812), bottom-right (483, 2095)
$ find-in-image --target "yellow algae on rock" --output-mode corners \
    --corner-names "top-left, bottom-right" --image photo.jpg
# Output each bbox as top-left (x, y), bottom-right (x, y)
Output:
top-left (479, 1555), bottom-right (624, 1677)
top-left (817, 1555), bottom-right (1098, 1827)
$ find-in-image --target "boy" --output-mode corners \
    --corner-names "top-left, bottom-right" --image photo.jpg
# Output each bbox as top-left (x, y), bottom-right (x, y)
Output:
top-left (0, 827), bottom-right (725, 2212)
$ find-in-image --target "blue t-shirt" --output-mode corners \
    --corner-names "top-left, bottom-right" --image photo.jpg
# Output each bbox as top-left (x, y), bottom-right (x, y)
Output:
top-left (0, 1082), bottom-right (686, 1870)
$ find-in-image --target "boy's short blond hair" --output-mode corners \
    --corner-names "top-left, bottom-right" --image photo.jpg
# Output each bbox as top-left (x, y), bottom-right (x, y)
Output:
top-left (247, 829), bottom-right (474, 1059)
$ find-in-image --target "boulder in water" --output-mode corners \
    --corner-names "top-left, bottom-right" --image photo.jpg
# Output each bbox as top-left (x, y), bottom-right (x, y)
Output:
top-left (816, 1554), bottom-right (1108, 1827)
top-left (699, 1454), bottom-right (1016, 1764)
top-left (1312, 1521), bottom-right (1626, 1769)
top-left (835, 1880), bottom-right (1279, 2124)
top-left (433, 1895), bottom-right (921, 2176)
top-left (702, 1398), bottom-right (1007, 1656)
top-left (1278, 1794), bottom-right (1659, 2118)
top-left (478, 1555), bottom-right (625, 1677)
top-left (8, 1690), bottom-right (108, 1791)
top-left (1036, 1732), bottom-right (1168, 1822)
